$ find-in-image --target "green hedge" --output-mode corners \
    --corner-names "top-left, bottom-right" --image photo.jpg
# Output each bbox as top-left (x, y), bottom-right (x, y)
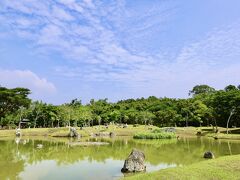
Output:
top-left (133, 131), bottom-right (176, 139)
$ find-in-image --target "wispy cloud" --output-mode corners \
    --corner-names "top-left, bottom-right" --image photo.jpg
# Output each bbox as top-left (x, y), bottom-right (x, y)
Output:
top-left (0, 0), bottom-right (173, 77)
top-left (176, 22), bottom-right (240, 68)
top-left (0, 1), bottom-right (240, 101)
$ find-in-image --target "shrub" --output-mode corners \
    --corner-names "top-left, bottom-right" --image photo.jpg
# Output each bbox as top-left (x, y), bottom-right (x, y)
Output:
top-left (151, 129), bottom-right (162, 133)
top-left (133, 131), bottom-right (176, 139)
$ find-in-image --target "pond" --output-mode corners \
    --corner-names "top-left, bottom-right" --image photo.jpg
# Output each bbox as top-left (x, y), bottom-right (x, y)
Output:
top-left (1, 136), bottom-right (240, 180)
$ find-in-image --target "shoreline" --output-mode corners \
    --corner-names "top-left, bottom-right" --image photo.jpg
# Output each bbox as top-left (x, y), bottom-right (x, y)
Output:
top-left (123, 154), bottom-right (240, 180)
top-left (0, 126), bottom-right (240, 140)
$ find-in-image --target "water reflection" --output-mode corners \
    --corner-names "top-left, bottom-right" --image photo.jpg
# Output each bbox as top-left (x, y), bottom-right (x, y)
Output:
top-left (0, 137), bottom-right (240, 180)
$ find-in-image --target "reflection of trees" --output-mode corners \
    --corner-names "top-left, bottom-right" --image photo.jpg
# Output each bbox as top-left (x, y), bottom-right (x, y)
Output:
top-left (0, 140), bottom-right (25, 180)
top-left (0, 137), bottom-right (240, 179)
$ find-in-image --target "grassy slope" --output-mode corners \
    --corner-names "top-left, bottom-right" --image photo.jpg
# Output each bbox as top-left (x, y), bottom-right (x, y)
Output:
top-left (176, 127), bottom-right (240, 140)
top-left (124, 155), bottom-right (240, 180)
top-left (0, 126), bottom-right (240, 140)
top-left (0, 125), bottom-right (160, 137)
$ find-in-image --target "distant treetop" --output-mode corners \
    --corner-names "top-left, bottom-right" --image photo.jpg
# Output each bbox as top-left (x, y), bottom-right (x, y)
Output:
top-left (189, 85), bottom-right (215, 96)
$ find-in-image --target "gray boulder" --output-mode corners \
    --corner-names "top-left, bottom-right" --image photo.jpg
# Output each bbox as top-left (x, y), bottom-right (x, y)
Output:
top-left (121, 149), bottom-right (146, 173)
top-left (164, 127), bottom-right (176, 133)
top-left (203, 151), bottom-right (215, 159)
top-left (69, 127), bottom-right (79, 138)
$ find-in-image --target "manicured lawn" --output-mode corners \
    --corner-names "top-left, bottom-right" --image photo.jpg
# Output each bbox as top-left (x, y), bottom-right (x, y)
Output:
top-left (1, 126), bottom-right (240, 140)
top-left (124, 154), bottom-right (240, 180)
top-left (0, 125), bottom-right (160, 137)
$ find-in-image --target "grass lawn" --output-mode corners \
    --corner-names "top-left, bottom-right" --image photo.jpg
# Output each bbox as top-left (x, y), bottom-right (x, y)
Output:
top-left (0, 125), bottom-right (240, 140)
top-left (0, 125), bottom-right (160, 137)
top-left (124, 154), bottom-right (240, 180)
top-left (176, 127), bottom-right (240, 140)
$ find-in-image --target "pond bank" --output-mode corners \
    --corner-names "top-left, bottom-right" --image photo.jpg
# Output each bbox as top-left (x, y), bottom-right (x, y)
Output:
top-left (123, 154), bottom-right (240, 180)
top-left (176, 127), bottom-right (240, 140)
top-left (1, 126), bottom-right (240, 140)
top-left (0, 125), bottom-right (160, 138)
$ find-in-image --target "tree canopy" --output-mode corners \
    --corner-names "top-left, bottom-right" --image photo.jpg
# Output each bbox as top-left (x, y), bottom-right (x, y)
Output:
top-left (0, 87), bottom-right (31, 120)
top-left (189, 85), bottom-right (215, 96)
top-left (0, 84), bottom-right (239, 129)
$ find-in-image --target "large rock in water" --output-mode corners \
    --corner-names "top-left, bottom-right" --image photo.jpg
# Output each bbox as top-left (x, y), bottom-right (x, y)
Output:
top-left (203, 151), bottom-right (215, 159)
top-left (121, 149), bottom-right (146, 173)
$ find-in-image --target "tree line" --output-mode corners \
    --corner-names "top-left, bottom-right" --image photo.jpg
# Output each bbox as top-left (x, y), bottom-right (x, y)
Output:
top-left (0, 84), bottom-right (239, 129)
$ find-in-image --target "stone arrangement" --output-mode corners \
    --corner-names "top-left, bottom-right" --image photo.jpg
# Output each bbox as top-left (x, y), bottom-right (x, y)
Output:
top-left (121, 149), bottom-right (146, 173)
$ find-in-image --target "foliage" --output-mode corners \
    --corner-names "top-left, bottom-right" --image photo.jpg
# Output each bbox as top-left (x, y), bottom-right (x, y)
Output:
top-left (189, 85), bottom-right (215, 96)
top-left (0, 87), bottom-right (31, 119)
top-left (0, 84), bottom-right (240, 129)
top-left (224, 85), bottom-right (238, 92)
top-left (133, 130), bottom-right (176, 139)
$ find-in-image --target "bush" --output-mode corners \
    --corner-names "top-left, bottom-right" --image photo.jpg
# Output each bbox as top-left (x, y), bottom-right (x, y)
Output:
top-left (133, 131), bottom-right (176, 139)
top-left (151, 129), bottom-right (162, 133)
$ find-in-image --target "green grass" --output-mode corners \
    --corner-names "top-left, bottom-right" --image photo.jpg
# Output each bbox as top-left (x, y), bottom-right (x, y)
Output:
top-left (175, 127), bottom-right (240, 140)
top-left (206, 133), bottom-right (240, 140)
top-left (194, 127), bottom-right (240, 140)
top-left (0, 127), bottom-right (89, 137)
top-left (124, 154), bottom-right (240, 180)
top-left (0, 125), bottom-right (159, 137)
top-left (1, 126), bottom-right (240, 140)
top-left (133, 130), bottom-right (176, 139)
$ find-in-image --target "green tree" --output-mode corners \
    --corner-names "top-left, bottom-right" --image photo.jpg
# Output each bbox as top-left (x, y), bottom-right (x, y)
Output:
top-left (0, 87), bottom-right (31, 120)
top-left (224, 85), bottom-right (238, 92)
top-left (189, 85), bottom-right (215, 96)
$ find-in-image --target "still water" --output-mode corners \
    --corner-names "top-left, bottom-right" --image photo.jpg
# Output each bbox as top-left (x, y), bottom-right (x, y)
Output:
top-left (0, 136), bottom-right (240, 180)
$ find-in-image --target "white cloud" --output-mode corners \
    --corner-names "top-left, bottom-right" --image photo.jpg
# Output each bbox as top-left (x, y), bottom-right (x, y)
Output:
top-left (0, 0), bottom-right (240, 101)
top-left (52, 6), bottom-right (75, 21)
top-left (176, 22), bottom-right (240, 68)
top-left (0, 0), bottom-right (171, 67)
top-left (0, 69), bottom-right (56, 98)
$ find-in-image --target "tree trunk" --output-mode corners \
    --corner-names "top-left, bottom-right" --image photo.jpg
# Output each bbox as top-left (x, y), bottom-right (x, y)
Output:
top-left (34, 112), bottom-right (40, 128)
top-left (34, 118), bottom-right (37, 128)
top-left (227, 110), bottom-right (234, 134)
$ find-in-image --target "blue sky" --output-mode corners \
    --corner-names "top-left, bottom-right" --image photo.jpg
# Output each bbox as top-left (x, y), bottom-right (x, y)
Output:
top-left (0, 0), bottom-right (240, 104)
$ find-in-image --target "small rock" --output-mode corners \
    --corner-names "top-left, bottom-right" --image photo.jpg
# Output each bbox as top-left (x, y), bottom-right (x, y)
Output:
top-left (196, 131), bottom-right (202, 136)
top-left (121, 149), bottom-right (146, 173)
top-left (164, 127), bottom-right (176, 133)
top-left (203, 151), bottom-right (215, 159)
top-left (110, 132), bottom-right (115, 137)
top-left (37, 144), bottom-right (43, 149)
